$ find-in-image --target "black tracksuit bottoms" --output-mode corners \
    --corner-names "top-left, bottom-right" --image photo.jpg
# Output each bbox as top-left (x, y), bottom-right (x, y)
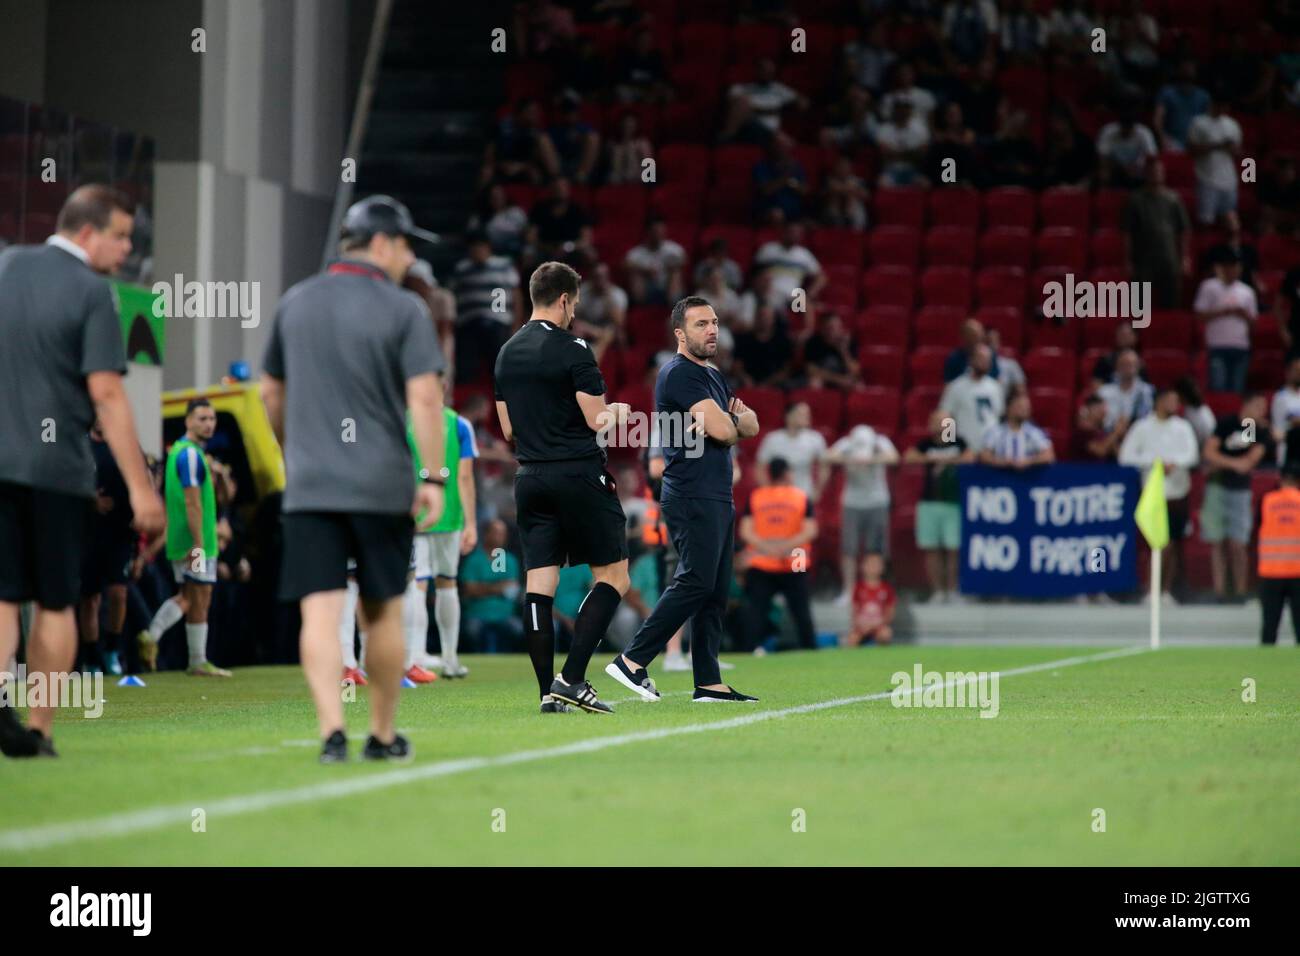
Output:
top-left (625, 495), bottom-right (733, 687)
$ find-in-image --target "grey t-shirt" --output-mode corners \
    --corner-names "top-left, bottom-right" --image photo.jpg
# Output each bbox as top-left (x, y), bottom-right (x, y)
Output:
top-left (262, 260), bottom-right (445, 514)
top-left (0, 243), bottom-right (126, 497)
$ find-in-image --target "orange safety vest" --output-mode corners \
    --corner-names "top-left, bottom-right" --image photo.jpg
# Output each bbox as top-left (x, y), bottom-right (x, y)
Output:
top-left (641, 489), bottom-right (668, 547)
top-left (747, 484), bottom-right (812, 573)
top-left (1258, 486), bottom-right (1300, 578)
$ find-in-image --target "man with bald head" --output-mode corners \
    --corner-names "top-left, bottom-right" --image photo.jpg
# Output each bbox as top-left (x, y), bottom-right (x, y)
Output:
top-left (943, 317), bottom-right (1001, 383)
top-left (1097, 347), bottom-right (1155, 434)
top-left (939, 343), bottom-right (1004, 451)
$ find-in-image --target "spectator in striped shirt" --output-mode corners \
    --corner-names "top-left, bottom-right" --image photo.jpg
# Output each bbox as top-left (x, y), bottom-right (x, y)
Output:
top-left (979, 390), bottom-right (1056, 470)
top-left (451, 231), bottom-right (521, 383)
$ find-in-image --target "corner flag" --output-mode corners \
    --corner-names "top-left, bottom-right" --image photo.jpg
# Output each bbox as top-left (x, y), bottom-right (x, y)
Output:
top-left (1135, 458), bottom-right (1169, 550)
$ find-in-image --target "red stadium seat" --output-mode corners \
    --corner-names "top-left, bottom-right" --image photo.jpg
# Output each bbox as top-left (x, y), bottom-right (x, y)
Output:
top-left (856, 305), bottom-right (911, 350)
top-left (1027, 315), bottom-right (1080, 350)
top-left (920, 266), bottom-right (972, 308)
top-left (1038, 188), bottom-right (1091, 231)
top-left (809, 227), bottom-right (866, 267)
top-left (845, 387), bottom-right (901, 433)
top-left (1092, 189), bottom-right (1128, 229)
top-left (1022, 348), bottom-right (1075, 393)
top-left (703, 185), bottom-right (752, 224)
top-left (1259, 234), bottom-right (1300, 271)
top-left (909, 346), bottom-right (950, 387)
top-left (676, 23), bottom-right (732, 60)
top-left (1080, 316), bottom-right (1124, 350)
top-left (1255, 313), bottom-right (1286, 352)
top-left (626, 305), bottom-right (668, 347)
top-left (1078, 348), bottom-right (1108, 385)
top-left (1205, 391), bottom-right (1241, 420)
top-left (984, 187), bottom-right (1037, 230)
top-left (975, 266), bottom-right (1027, 308)
top-left (928, 188), bottom-right (982, 228)
top-left (711, 143), bottom-right (763, 180)
top-left (861, 266), bottom-right (916, 309)
top-left (1248, 350), bottom-right (1286, 392)
top-left (1090, 229), bottom-right (1127, 269)
top-left (858, 345), bottom-right (907, 388)
top-left (923, 226), bottom-right (977, 267)
top-left (873, 188), bottom-right (928, 228)
top-left (595, 184), bottom-right (649, 224)
top-left (1143, 310), bottom-right (1194, 350)
top-left (974, 306), bottom-right (1024, 352)
top-left (696, 225), bottom-right (755, 274)
top-left (788, 388), bottom-right (845, 433)
top-left (650, 183), bottom-right (705, 222)
top-left (1028, 387), bottom-right (1073, 433)
top-left (734, 387), bottom-right (785, 432)
top-left (979, 227), bottom-right (1033, 269)
top-left (904, 387), bottom-right (944, 429)
top-left (1161, 151), bottom-right (1196, 188)
top-left (1140, 349), bottom-right (1190, 390)
top-left (914, 305), bottom-right (965, 347)
top-left (1035, 227), bottom-right (1088, 272)
top-left (868, 225), bottom-right (921, 268)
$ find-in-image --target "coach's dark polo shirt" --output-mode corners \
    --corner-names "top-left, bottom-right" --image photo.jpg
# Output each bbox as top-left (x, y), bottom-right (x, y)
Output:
top-left (262, 259), bottom-right (445, 515)
top-left (0, 238), bottom-right (126, 498)
top-left (656, 353), bottom-right (733, 504)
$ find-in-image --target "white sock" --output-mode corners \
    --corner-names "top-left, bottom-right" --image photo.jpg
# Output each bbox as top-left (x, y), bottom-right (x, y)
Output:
top-left (358, 630), bottom-right (369, 671)
top-left (339, 579), bottom-right (358, 669)
top-left (403, 579), bottom-right (427, 670)
top-left (435, 585), bottom-right (460, 665)
top-left (185, 622), bottom-right (208, 668)
top-left (147, 597), bottom-right (184, 641)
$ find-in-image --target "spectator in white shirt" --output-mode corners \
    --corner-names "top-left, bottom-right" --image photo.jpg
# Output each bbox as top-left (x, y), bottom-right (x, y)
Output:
top-left (939, 344), bottom-right (1004, 451)
top-left (1097, 103), bottom-right (1159, 188)
top-left (1119, 387), bottom-right (1201, 602)
top-left (987, 327), bottom-right (1026, 399)
top-left (575, 262), bottom-right (627, 358)
top-left (624, 216), bottom-right (686, 306)
top-left (1195, 248), bottom-right (1257, 394)
top-left (827, 424), bottom-right (898, 602)
top-left (878, 62), bottom-right (937, 124)
top-left (757, 401), bottom-right (828, 502)
top-left (1176, 376), bottom-right (1218, 446)
top-left (754, 221), bottom-right (825, 311)
top-left (979, 390), bottom-right (1056, 469)
top-left (1186, 93), bottom-right (1242, 225)
top-left (721, 57), bottom-right (807, 144)
top-left (875, 99), bottom-right (932, 187)
top-left (1098, 348), bottom-right (1155, 433)
top-left (1271, 357), bottom-right (1300, 463)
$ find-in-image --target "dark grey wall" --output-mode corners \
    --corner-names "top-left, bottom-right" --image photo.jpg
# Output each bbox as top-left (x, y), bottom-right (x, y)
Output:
top-left (0, 0), bottom-right (48, 102)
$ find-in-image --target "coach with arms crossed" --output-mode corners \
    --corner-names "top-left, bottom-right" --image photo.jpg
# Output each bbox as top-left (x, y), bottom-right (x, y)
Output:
top-left (606, 296), bottom-right (761, 702)
top-left (261, 195), bottom-right (446, 764)
top-left (0, 185), bottom-right (164, 758)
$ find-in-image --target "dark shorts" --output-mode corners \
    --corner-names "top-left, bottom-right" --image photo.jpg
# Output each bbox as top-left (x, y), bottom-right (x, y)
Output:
top-left (514, 463), bottom-right (629, 570)
top-left (1168, 497), bottom-right (1190, 543)
top-left (0, 481), bottom-right (93, 609)
top-left (280, 511), bottom-right (413, 602)
top-left (80, 525), bottom-right (135, 597)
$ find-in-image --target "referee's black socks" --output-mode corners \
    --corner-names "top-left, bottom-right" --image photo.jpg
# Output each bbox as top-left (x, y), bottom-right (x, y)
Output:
top-left (561, 582), bottom-right (622, 685)
top-left (524, 592), bottom-right (556, 700)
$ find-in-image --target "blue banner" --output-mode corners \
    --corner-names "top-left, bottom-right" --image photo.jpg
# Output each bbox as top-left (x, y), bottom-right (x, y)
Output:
top-left (958, 463), bottom-right (1141, 597)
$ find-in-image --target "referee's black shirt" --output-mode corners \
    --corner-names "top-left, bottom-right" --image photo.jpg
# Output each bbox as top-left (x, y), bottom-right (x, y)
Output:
top-left (493, 319), bottom-right (607, 464)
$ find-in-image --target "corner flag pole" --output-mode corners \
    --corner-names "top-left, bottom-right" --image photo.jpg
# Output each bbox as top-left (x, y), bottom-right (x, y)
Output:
top-left (1149, 547), bottom-right (1161, 650)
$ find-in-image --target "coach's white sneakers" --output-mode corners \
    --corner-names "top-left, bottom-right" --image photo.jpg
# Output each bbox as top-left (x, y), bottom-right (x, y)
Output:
top-left (605, 656), bottom-right (661, 701)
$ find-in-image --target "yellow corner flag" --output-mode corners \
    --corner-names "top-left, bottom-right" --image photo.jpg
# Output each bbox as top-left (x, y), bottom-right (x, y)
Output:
top-left (1135, 458), bottom-right (1169, 550)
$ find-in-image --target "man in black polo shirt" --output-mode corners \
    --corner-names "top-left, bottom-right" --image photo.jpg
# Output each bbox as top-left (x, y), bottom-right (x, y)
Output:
top-left (606, 296), bottom-right (761, 703)
top-left (0, 184), bottom-right (164, 758)
top-left (261, 195), bottom-right (447, 763)
top-left (494, 261), bottom-right (631, 714)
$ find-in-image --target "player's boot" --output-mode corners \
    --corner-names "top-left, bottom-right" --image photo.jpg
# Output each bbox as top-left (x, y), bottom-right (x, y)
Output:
top-left (605, 655), bottom-right (661, 701)
top-left (549, 676), bottom-right (614, 715)
top-left (341, 666), bottom-right (368, 686)
top-left (136, 631), bottom-right (158, 672)
top-left (25, 728), bottom-right (58, 757)
top-left (405, 664), bottom-right (439, 685)
top-left (539, 694), bottom-right (571, 714)
top-left (363, 733), bottom-right (413, 762)
top-left (319, 729), bottom-right (348, 764)
top-left (189, 660), bottom-right (232, 678)
top-left (442, 659), bottom-right (469, 679)
top-left (0, 705), bottom-right (38, 757)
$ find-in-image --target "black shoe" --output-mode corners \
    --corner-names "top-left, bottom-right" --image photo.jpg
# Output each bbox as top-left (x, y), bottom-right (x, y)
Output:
top-left (604, 656), bottom-right (661, 701)
top-left (539, 694), bottom-right (571, 714)
top-left (0, 706), bottom-right (38, 758)
top-left (363, 733), bottom-right (413, 762)
top-left (26, 728), bottom-right (58, 757)
top-left (549, 677), bottom-right (614, 714)
top-left (319, 729), bottom-right (348, 764)
top-left (692, 685), bottom-right (759, 703)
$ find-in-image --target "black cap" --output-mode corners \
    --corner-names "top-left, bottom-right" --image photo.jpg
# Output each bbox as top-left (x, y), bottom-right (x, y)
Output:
top-left (340, 195), bottom-right (439, 245)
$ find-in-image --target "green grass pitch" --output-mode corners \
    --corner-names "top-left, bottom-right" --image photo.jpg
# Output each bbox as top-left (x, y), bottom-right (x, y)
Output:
top-left (1, 645), bottom-right (1297, 865)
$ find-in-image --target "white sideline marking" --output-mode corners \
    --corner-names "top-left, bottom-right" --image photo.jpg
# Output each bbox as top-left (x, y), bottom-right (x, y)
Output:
top-left (0, 646), bottom-right (1149, 854)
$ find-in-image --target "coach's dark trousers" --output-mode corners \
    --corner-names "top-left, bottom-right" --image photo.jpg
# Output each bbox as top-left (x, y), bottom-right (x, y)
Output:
top-left (742, 568), bottom-right (816, 651)
top-left (626, 496), bottom-right (733, 687)
top-left (1259, 577), bottom-right (1300, 645)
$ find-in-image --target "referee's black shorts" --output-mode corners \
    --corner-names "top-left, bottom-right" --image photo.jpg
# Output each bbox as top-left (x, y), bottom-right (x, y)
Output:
top-left (279, 511), bottom-right (413, 602)
top-left (515, 460), bottom-right (628, 570)
top-left (80, 524), bottom-right (136, 597)
top-left (0, 481), bottom-right (93, 610)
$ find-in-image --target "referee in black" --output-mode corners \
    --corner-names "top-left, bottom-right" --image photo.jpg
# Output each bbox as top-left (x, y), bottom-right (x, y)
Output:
top-left (605, 296), bottom-right (761, 703)
top-left (261, 195), bottom-right (447, 763)
top-left (494, 261), bottom-right (631, 714)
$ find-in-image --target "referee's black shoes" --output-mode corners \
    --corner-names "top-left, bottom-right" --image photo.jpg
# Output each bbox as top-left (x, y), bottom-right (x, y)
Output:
top-left (363, 733), bottom-right (413, 762)
top-left (319, 729), bottom-right (348, 764)
top-left (549, 676), bottom-right (614, 715)
top-left (0, 706), bottom-right (41, 758)
top-left (692, 686), bottom-right (759, 703)
top-left (604, 656), bottom-right (661, 702)
top-left (539, 695), bottom-right (571, 714)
